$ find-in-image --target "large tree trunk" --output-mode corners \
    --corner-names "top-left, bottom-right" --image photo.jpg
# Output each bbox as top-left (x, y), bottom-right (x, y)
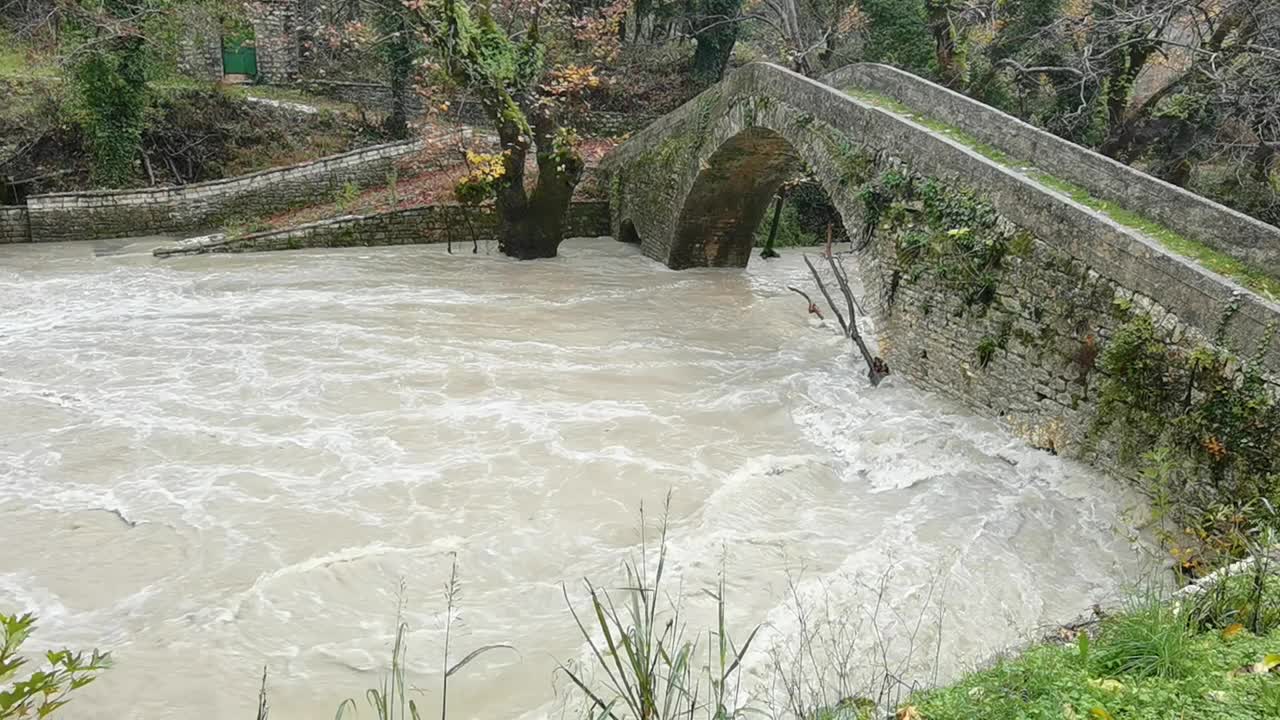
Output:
top-left (374, 0), bottom-right (414, 140)
top-left (497, 195), bottom-right (572, 259)
top-left (488, 98), bottom-right (584, 260)
top-left (385, 50), bottom-right (412, 139)
top-left (690, 0), bottom-right (741, 83)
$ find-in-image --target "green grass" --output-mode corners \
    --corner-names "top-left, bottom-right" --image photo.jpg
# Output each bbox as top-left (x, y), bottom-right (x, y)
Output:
top-left (843, 88), bottom-right (1018, 166)
top-left (903, 574), bottom-right (1280, 720)
top-left (908, 610), bottom-right (1280, 720)
top-left (1033, 174), bottom-right (1280, 300)
top-left (842, 86), bottom-right (1280, 301)
top-left (0, 44), bottom-right (23, 77)
top-left (0, 32), bottom-right (58, 79)
top-left (1091, 595), bottom-right (1196, 680)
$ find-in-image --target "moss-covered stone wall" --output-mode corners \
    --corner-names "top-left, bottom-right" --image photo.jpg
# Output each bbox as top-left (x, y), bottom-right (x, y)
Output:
top-left (153, 201), bottom-right (611, 257)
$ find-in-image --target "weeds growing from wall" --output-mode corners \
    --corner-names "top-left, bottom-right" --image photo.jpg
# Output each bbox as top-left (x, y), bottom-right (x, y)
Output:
top-left (1094, 312), bottom-right (1280, 570)
top-left (860, 168), bottom-right (1013, 312)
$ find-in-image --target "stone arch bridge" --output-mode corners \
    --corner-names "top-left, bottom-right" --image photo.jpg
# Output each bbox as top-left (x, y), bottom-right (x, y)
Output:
top-left (602, 62), bottom-right (1280, 466)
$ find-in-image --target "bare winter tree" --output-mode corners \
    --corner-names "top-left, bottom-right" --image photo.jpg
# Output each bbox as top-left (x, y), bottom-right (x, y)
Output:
top-left (994, 0), bottom-right (1278, 182)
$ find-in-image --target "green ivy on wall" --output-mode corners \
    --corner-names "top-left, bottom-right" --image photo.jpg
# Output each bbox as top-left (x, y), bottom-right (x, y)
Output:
top-left (860, 167), bottom-right (1014, 310)
top-left (1095, 312), bottom-right (1280, 570)
top-left (71, 39), bottom-right (151, 188)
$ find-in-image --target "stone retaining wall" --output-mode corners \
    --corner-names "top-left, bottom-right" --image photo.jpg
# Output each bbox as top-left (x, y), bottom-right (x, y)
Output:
top-left (154, 201), bottom-right (611, 256)
top-left (297, 80), bottom-right (655, 136)
top-left (297, 80), bottom-right (426, 117)
top-left (23, 139), bottom-right (430, 243)
top-left (824, 63), bottom-right (1280, 274)
top-left (0, 206), bottom-right (30, 244)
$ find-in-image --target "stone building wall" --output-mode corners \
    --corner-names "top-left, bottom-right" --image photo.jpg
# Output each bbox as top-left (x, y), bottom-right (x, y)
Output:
top-left (176, 4), bottom-right (224, 82)
top-left (24, 139), bottom-right (429, 243)
top-left (154, 201), bottom-right (611, 256)
top-left (179, 35), bottom-right (224, 82)
top-left (0, 206), bottom-right (30, 244)
top-left (252, 0), bottom-right (300, 83)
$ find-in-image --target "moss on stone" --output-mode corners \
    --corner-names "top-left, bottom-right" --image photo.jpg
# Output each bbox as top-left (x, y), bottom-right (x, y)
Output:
top-left (862, 167), bottom-right (1013, 312)
top-left (844, 86), bottom-right (1280, 300)
top-left (1032, 174), bottom-right (1280, 300)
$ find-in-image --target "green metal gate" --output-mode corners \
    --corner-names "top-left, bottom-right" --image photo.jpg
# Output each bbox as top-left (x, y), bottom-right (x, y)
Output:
top-left (222, 41), bottom-right (257, 77)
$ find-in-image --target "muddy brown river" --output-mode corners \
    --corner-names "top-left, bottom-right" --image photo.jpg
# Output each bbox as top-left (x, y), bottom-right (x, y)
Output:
top-left (0, 238), bottom-right (1153, 718)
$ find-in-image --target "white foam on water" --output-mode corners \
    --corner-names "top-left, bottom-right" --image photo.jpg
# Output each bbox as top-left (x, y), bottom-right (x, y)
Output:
top-left (0, 239), bottom-right (1156, 719)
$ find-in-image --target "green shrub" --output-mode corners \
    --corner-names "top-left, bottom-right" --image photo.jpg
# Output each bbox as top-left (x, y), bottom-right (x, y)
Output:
top-left (71, 41), bottom-right (151, 188)
top-left (334, 181), bottom-right (362, 213)
top-left (1188, 561), bottom-right (1280, 636)
top-left (859, 0), bottom-right (936, 76)
top-left (0, 612), bottom-right (111, 719)
top-left (1091, 596), bottom-right (1193, 680)
top-left (1095, 313), bottom-right (1280, 567)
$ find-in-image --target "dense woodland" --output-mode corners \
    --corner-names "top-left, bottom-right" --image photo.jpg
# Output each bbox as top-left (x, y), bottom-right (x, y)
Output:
top-left (1, 0), bottom-right (1277, 240)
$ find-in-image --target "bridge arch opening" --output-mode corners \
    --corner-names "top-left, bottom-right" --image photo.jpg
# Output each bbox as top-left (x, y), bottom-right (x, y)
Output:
top-left (667, 126), bottom-right (852, 269)
top-left (618, 218), bottom-right (642, 244)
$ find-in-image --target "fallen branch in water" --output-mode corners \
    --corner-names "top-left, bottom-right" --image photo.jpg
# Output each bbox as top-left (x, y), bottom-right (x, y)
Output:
top-left (801, 225), bottom-right (890, 385)
top-left (787, 286), bottom-right (824, 319)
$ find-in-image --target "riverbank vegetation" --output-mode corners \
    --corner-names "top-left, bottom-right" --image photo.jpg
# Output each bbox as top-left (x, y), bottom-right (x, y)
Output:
top-left (3, 1), bottom-right (1279, 717)
top-left (912, 553), bottom-right (1280, 720)
top-left (1094, 311), bottom-right (1280, 573)
top-left (0, 29), bottom-right (390, 201)
top-left (0, 612), bottom-right (111, 719)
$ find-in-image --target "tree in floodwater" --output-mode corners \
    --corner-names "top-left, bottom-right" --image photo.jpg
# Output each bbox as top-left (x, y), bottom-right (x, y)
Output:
top-left (391, 0), bottom-right (592, 260)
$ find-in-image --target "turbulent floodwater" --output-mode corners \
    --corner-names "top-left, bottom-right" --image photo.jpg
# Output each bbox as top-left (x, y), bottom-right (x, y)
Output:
top-left (1, 238), bottom-right (1154, 719)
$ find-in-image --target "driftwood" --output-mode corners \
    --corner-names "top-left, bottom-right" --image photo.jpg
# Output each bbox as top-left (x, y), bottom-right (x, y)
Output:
top-left (798, 224), bottom-right (890, 386)
top-left (760, 185), bottom-right (789, 259)
top-left (786, 286), bottom-right (824, 319)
